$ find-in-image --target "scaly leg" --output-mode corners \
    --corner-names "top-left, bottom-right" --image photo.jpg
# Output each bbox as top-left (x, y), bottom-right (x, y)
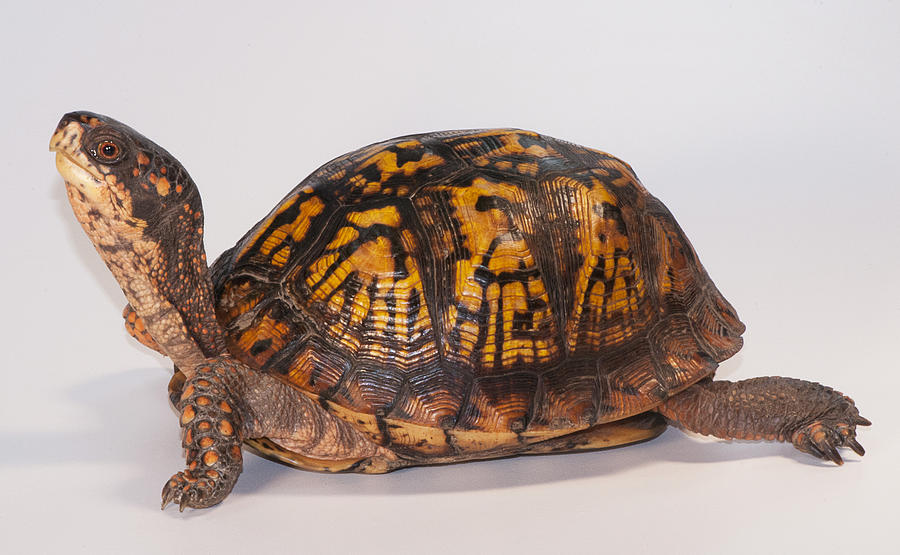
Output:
top-left (122, 304), bottom-right (165, 355)
top-left (161, 360), bottom-right (245, 511)
top-left (161, 357), bottom-right (399, 510)
top-left (657, 377), bottom-right (870, 464)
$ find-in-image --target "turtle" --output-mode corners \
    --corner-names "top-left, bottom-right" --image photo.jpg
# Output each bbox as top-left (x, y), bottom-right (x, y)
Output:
top-left (51, 111), bottom-right (869, 511)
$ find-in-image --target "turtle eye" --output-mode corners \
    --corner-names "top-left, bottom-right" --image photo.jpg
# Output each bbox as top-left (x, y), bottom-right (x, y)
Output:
top-left (88, 138), bottom-right (125, 163)
top-left (98, 141), bottom-right (120, 159)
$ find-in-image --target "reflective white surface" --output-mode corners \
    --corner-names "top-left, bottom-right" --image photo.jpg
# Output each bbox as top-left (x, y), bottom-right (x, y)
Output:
top-left (2, 1), bottom-right (897, 553)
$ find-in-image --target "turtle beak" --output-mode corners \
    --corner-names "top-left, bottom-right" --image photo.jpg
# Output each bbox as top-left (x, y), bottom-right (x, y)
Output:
top-left (51, 118), bottom-right (108, 201)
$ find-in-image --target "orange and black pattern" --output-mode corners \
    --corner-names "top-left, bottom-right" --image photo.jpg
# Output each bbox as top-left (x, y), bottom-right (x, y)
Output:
top-left (212, 129), bottom-right (745, 441)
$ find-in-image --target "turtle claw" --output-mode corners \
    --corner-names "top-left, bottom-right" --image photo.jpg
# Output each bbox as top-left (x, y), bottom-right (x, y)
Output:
top-left (161, 482), bottom-right (175, 511)
top-left (160, 471), bottom-right (210, 512)
top-left (821, 443), bottom-right (843, 466)
top-left (790, 397), bottom-right (868, 465)
top-left (847, 438), bottom-right (865, 456)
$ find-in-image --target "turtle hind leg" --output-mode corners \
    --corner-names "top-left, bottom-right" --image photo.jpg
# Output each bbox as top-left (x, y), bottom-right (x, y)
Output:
top-left (657, 377), bottom-right (870, 465)
top-left (524, 412), bottom-right (667, 455)
top-left (122, 303), bottom-right (165, 355)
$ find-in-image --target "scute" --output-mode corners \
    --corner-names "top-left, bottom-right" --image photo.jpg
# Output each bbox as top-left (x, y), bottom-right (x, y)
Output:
top-left (212, 129), bottom-right (745, 454)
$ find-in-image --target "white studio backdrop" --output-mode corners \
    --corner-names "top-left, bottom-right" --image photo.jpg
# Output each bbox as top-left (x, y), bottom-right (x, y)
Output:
top-left (1, 2), bottom-right (897, 554)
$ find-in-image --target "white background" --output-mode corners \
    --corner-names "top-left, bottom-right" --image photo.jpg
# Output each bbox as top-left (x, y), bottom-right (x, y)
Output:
top-left (2, 1), bottom-right (898, 553)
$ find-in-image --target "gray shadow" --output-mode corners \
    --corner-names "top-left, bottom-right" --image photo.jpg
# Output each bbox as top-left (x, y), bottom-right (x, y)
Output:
top-left (6, 335), bottom-right (855, 511)
top-left (0, 366), bottom-right (181, 510)
top-left (232, 426), bottom-right (833, 501)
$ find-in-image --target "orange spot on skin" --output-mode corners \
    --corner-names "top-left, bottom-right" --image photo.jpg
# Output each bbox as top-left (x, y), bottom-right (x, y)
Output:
top-left (156, 176), bottom-right (170, 196)
top-left (180, 406), bottom-right (195, 424)
top-left (196, 379), bottom-right (210, 388)
top-left (203, 451), bottom-right (219, 466)
top-left (196, 396), bottom-right (211, 406)
top-left (229, 445), bottom-right (242, 459)
top-left (198, 421), bottom-right (211, 432)
top-left (206, 469), bottom-right (219, 479)
top-left (219, 401), bottom-right (232, 413)
top-left (160, 166), bottom-right (167, 174)
top-left (180, 385), bottom-right (195, 400)
top-left (137, 152), bottom-right (150, 166)
top-left (148, 173), bottom-right (158, 185)
top-left (219, 420), bottom-right (234, 436)
top-left (184, 429), bottom-right (193, 444)
top-left (199, 437), bottom-right (215, 448)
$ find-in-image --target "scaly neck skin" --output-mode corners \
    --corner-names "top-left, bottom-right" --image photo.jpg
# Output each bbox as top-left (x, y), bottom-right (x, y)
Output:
top-left (65, 182), bottom-right (225, 377)
top-left (142, 188), bottom-right (227, 360)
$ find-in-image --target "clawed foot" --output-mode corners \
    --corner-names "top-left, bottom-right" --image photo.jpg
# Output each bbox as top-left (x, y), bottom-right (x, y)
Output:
top-left (791, 397), bottom-right (871, 465)
top-left (162, 359), bottom-right (246, 511)
top-left (161, 470), bottom-right (227, 512)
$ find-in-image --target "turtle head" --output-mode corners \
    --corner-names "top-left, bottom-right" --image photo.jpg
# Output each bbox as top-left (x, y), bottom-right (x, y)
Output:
top-left (52, 111), bottom-right (224, 373)
top-left (50, 111), bottom-right (199, 233)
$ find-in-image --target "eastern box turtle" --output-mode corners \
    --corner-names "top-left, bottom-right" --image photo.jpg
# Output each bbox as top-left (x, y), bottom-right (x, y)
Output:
top-left (51, 112), bottom-right (869, 510)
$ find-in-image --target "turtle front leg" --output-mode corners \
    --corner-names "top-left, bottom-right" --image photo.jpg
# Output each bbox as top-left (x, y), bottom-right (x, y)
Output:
top-left (657, 377), bottom-right (870, 464)
top-left (162, 359), bottom-right (246, 511)
top-left (122, 303), bottom-right (166, 355)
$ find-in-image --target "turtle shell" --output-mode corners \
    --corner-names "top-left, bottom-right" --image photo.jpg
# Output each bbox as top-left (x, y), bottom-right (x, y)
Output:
top-left (210, 129), bottom-right (745, 457)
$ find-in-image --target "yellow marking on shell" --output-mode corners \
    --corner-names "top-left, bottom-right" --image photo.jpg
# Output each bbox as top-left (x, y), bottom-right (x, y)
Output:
top-left (291, 197), bottom-right (326, 241)
top-left (349, 289), bottom-right (371, 327)
top-left (305, 252), bottom-right (341, 295)
top-left (346, 205), bottom-right (402, 229)
top-left (238, 197), bottom-right (297, 258)
top-left (259, 227), bottom-right (289, 256)
top-left (271, 245), bottom-right (291, 267)
top-left (305, 218), bottom-right (435, 361)
top-left (463, 129), bottom-right (540, 139)
top-left (237, 194), bottom-right (325, 261)
top-left (457, 132), bottom-right (560, 172)
top-left (561, 175), bottom-right (649, 350)
top-left (516, 162), bottom-right (539, 176)
top-left (326, 226), bottom-right (359, 250)
top-left (420, 176), bottom-right (560, 368)
top-left (234, 312), bottom-right (291, 365)
top-left (347, 144), bottom-right (445, 195)
top-left (306, 208), bottom-right (402, 308)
